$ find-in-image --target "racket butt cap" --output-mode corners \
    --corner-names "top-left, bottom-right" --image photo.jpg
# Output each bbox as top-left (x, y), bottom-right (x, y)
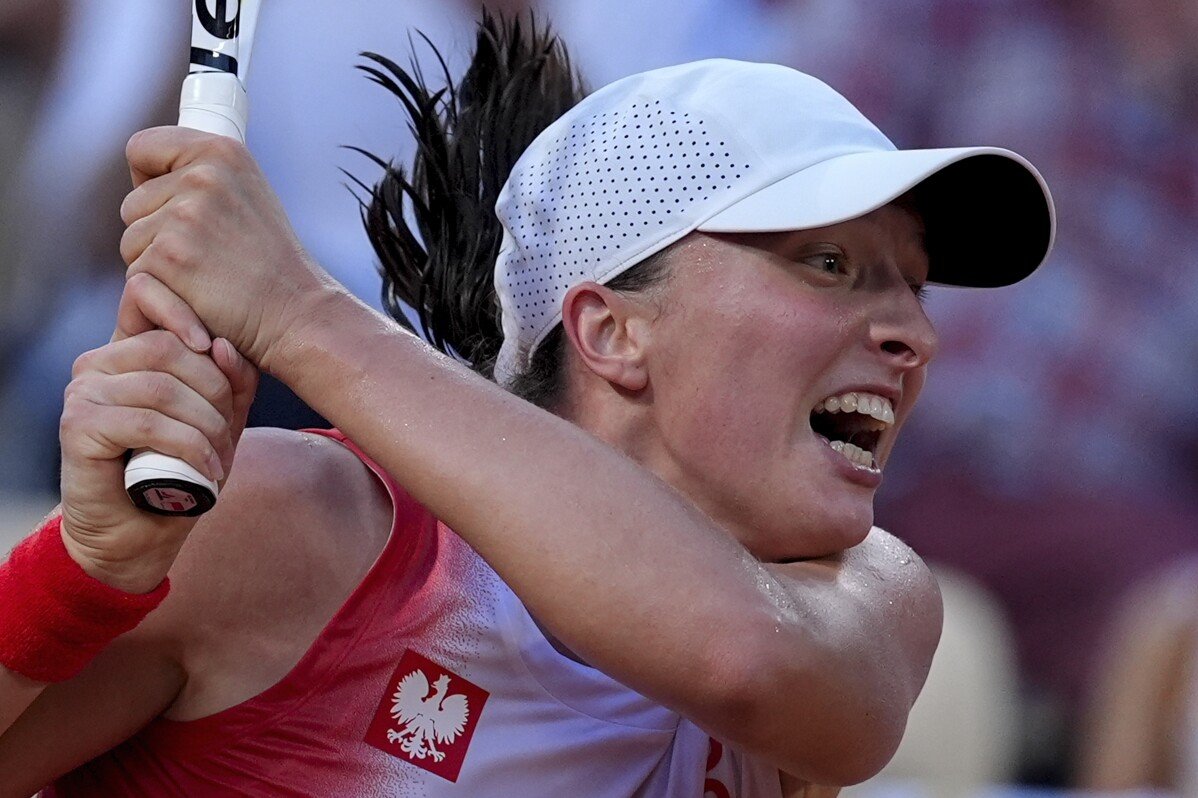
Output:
top-left (125, 450), bottom-right (218, 517)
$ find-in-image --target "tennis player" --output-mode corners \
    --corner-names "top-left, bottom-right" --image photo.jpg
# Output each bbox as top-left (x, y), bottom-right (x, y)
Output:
top-left (0, 16), bottom-right (1053, 797)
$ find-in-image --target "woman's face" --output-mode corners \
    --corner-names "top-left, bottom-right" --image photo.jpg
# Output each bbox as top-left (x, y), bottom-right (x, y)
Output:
top-left (640, 203), bottom-right (936, 562)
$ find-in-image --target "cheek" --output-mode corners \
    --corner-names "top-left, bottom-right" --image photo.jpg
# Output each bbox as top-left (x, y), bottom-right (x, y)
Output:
top-left (652, 293), bottom-right (846, 460)
top-left (894, 366), bottom-right (928, 427)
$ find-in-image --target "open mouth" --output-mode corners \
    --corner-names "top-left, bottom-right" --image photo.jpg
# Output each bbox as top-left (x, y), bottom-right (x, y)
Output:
top-left (810, 392), bottom-right (895, 471)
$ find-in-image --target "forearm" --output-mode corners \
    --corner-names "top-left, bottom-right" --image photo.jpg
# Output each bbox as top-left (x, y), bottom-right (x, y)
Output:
top-left (0, 666), bottom-right (44, 739)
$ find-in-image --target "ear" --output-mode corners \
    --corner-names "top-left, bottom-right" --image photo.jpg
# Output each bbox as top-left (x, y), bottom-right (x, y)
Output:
top-left (560, 282), bottom-right (651, 392)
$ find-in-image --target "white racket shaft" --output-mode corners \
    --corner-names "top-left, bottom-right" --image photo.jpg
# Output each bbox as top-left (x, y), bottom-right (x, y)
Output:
top-left (125, 0), bottom-right (260, 516)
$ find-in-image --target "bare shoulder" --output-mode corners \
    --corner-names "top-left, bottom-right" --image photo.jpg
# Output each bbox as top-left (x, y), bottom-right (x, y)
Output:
top-left (849, 526), bottom-right (943, 646)
top-left (852, 526), bottom-right (941, 604)
top-left (156, 427), bottom-right (393, 718)
top-left (207, 426), bottom-right (392, 560)
top-left (769, 525), bottom-right (940, 615)
top-left (166, 427), bottom-right (391, 612)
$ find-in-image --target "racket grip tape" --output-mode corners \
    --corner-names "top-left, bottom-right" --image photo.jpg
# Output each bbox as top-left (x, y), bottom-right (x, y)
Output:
top-left (178, 72), bottom-right (249, 143)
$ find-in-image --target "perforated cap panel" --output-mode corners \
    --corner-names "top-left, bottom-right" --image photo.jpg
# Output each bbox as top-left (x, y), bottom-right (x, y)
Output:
top-left (494, 97), bottom-right (753, 384)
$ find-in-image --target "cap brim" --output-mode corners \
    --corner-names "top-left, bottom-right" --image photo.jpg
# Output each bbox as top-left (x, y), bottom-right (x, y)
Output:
top-left (697, 147), bottom-right (1055, 288)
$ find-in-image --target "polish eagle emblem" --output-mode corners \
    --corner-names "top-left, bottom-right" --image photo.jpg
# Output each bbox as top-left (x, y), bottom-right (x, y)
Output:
top-left (386, 669), bottom-right (470, 763)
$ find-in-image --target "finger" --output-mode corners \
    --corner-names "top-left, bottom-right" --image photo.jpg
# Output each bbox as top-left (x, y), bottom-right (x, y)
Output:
top-left (113, 272), bottom-right (211, 352)
top-left (121, 160), bottom-right (227, 229)
top-left (126, 126), bottom-right (243, 186)
top-left (213, 338), bottom-right (259, 426)
top-left (76, 331), bottom-right (233, 419)
top-left (61, 400), bottom-right (225, 483)
top-left (120, 195), bottom-right (200, 271)
top-left (119, 210), bottom-right (159, 268)
top-left (120, 169), bottom-right (183, 227)
top-left (211, 338), bottom-right (260, 474)
top-left (71, 371), bottom-right (232, 465)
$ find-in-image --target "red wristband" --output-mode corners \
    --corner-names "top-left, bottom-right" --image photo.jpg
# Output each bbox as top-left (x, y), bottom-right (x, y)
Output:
top-left (0, 515), bottom-right (170, 682)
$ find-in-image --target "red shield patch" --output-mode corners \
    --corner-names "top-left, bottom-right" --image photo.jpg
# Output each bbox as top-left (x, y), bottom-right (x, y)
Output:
top-left (365, 650), bottom-right (490, 782)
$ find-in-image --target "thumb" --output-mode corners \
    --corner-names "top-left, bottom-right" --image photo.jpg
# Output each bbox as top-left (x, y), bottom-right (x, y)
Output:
top-left (212, 337), bottom-right (259, 451)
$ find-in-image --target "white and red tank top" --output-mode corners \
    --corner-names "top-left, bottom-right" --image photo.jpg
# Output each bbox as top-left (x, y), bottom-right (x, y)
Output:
top-left (47, 430), bottom-right (782, 796)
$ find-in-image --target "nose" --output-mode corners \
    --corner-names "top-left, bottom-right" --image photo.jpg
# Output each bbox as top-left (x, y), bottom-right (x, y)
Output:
top-left (870, 288), bottom-right (939, 369)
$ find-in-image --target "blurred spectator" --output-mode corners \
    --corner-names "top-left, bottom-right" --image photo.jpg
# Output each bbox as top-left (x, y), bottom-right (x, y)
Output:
top-left (0, 0), bottom-right (188, 493)
top-left (1076, 556), bottom-right (1198, 794)
top-left (0, 0), bottom-right (67, 343)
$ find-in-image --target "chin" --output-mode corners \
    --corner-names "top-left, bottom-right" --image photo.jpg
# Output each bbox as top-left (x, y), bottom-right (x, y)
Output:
top-left (761, 499), bottom-right (874, 562)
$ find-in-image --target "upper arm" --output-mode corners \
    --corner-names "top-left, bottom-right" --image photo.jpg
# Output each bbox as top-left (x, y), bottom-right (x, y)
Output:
top-left (721, 528), bottom-right (942, 785)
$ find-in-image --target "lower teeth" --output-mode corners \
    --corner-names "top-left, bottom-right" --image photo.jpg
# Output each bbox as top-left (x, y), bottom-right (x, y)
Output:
top-left (828, 439), bottom-right (875, 469)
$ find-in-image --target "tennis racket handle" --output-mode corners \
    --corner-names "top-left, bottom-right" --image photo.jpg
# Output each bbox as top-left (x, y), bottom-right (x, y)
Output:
top-left (125, 451), bottom-right (218, 517)
top-left (178, 71), bottom-right (248, 142)
top-left (123, 72), bottom-right (247, 516)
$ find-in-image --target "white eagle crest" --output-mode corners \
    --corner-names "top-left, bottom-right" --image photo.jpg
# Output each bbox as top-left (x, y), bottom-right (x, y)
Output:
top-left (386, 669), bottom-right (470, 762)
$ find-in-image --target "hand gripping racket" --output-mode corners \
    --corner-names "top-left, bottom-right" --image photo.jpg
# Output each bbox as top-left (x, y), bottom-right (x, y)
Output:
top-left (124, 0), bottom-right (262, 516)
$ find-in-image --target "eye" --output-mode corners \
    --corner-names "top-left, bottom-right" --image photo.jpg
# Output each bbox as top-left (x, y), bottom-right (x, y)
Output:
top-left (910, 283), bottom-right (929, 303)
top-left (801, 250), bottom-right (848, 275)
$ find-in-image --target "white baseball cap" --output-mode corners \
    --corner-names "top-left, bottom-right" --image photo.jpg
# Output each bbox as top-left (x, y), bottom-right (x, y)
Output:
top-left (493, 59), bottom-right (1055, 387)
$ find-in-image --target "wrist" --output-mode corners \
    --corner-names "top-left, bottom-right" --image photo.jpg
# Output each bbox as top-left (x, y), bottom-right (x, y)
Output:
top-left (58, 522), bottom-right (179, 595)
top-left (0, 515), bottom-right (170, 682)
top-left (263, 282), bottom-right (376, 388)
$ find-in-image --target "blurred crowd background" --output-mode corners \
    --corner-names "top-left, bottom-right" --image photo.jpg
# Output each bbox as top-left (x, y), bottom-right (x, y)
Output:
top-left (2, 0), bottom-right (1196, 794)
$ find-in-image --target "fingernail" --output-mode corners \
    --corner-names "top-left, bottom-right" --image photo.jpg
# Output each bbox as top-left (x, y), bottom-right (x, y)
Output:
top-left (220, 338), bottom-right (241, 365)
top-left (190, 326), bottom-right (212, 352)
top-left (207, 453), bottom-right (225, 482)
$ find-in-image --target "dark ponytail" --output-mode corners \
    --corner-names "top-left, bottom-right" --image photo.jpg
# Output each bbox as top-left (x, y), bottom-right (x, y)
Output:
top-left (354, 13), bottom-right (672, 410)
top-left (354, 14), bottom-right (582, 377)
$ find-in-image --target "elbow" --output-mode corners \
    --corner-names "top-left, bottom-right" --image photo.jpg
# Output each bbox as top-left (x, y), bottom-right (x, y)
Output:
top-left (696, 631), bottom-right (916, 786)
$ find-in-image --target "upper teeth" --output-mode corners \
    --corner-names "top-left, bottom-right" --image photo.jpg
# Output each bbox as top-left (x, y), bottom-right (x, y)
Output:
top-left (815, 392), bottom-right (895, 426)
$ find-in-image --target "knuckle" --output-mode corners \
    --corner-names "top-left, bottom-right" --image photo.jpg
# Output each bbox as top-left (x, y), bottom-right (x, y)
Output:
top-left (126, 129), bottom-right (146, 161)
top-left (125, 256), bottom-right (150, 281)
top-left (59, 402), bottom-right (84, 438)
top-left (203, 135), bottom-right (239, 161)
top-left (62, 379), bottom-right (82, 409)
top-left (183, 164), bottom-right (219, 192)
top-left (118, 227), bottom-right (135, 264)
top-left (172, 198), bottom-right (200, 227)
top-left (150, 232), bottom-right (188, 269)
top-left (146, 373), bottom-right (176, 407)
top-left (134, 407), bottom-right (158, 437)
top-left (126, 270), bottom-right (155, 296)
top-left (119, 191), bottom-right (138, 226)
top-left (142, 329), bottom-right (184, 367)
top-left (71, 348), bottom-right (99, 378)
